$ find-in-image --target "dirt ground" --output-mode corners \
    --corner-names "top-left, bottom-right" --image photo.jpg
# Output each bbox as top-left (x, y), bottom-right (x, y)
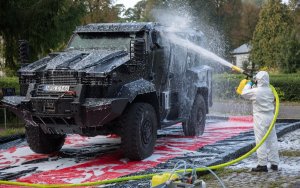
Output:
top-left (200, 129), bottom-right (300, 188)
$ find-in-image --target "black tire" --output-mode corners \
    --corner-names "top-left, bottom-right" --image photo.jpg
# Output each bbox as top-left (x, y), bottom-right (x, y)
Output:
top-left (120, 103), bottom-right (157, 160)
top-left (183, 94), bottom-right (206, 136)
top-left (25, 126), bottom-right (65, 154)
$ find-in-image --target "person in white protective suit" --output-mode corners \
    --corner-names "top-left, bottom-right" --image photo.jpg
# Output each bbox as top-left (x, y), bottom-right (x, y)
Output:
top-left (240, 71), bottom-right (279, 172)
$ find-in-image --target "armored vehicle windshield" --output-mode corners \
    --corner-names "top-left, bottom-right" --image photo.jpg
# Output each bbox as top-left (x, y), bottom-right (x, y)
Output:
top-left (68, 33), bottom-right (132, 51)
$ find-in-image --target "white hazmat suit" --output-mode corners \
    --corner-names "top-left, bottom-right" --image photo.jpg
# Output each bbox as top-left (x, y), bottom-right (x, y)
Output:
top-left (241, 71), bottom-right (279, 167)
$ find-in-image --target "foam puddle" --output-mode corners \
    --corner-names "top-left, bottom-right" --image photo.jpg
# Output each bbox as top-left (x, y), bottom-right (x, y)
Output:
top-left (0, 119), bottom-right (253, 184)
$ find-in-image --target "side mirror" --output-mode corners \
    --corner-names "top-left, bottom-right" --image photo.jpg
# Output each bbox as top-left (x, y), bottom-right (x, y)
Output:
top-left (150, 30), bottom-right (162, 50)
top-left (19, 40), bottom-right (29, 65)
top-left (151, 30), bottom-right (158, 44)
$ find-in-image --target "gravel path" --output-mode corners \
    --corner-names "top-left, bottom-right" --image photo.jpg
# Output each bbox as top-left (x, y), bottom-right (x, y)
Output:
top-left (201, 129), bottom-right (300, 188)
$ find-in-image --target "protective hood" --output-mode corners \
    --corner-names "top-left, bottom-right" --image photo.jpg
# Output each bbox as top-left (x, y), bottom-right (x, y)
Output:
top-left (255, 71), bottom-right (269, 87)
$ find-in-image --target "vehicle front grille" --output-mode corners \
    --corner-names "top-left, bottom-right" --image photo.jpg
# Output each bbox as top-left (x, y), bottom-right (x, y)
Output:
top-left (35, 85), bottom-right (75, 98)
top-left (20, 70), bottom-right (112, 91)
top-left (40, 70), bottom-right (80, 85)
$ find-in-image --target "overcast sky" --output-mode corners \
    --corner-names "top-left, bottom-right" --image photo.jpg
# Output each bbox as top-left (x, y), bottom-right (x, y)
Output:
top-left (114, 0), bottom-right (290, 9)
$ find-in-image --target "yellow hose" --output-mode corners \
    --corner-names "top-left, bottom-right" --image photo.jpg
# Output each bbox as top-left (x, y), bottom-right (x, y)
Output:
top-left (179, 85), bottom-right (279, 172)
top-left (0, 86), bottom-right (280, 187)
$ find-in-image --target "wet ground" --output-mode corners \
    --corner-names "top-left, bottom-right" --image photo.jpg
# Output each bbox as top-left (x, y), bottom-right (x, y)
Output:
top-left (0, 117), bottom-right (252, 186)
top-left (202, 129), bottom-right (300, 188)
top-left (0, 117), bottom-right (299, 188)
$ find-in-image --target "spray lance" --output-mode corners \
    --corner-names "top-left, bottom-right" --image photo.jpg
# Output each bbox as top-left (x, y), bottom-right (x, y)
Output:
top-left (231, 65), bottom-right (255, 95)
top-left (231, 65), bottom-right (252, 78)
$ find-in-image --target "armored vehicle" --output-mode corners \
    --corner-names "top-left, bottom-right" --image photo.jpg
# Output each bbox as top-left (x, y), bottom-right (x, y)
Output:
top-left (2, 22), bottom-right (212, 160)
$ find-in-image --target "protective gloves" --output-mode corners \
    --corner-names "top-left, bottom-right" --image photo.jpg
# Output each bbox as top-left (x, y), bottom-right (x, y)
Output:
top-left (236, 79), bottom-right (251, 95)
top-left (246, 80), bottom-right (254, 87)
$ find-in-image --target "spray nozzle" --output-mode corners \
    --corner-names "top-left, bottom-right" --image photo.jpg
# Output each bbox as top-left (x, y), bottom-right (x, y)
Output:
top-left (231, 65), bottom-right (252, 78)
top-left (231, 65), bottom-right (243, 73)
top-left (243, 71), bottom-right (252, 79)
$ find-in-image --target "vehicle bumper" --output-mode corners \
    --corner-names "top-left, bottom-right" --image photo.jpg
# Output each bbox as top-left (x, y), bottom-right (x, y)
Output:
top-left (1, 96), bottom-right (128, 131)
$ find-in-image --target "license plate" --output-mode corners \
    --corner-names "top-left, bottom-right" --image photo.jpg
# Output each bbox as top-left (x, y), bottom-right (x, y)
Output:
top-left (43, 85), bottom-right (70, 92)
top-left (44, 102), bottom-right (55, 113)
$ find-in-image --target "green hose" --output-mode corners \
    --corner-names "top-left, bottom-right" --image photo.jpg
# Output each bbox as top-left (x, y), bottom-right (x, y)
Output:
top-left (0, 85), bottom-right (280, 188)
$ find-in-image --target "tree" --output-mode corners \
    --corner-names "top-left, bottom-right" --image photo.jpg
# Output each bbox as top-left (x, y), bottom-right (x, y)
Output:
top-left (0, 0), bottom-right (85, 71)
top-left (123, 0), bottom-right (148, 21)
top-left (231, 1), bottom-right (260, 46)
top-left (222, 0), bottom-right (243, 49)
top-left (81, 0), bottom-right (122, 23)
top-left (123, 0), bottom-right (162, 22)
top-left (123, 8), bottom-right (137, 21)
top-left (290, 0), bottom-right (300, 39)
top-left (288, 0), bottom-right (298, 9)
top-left (187, 0), bottom-right (242, 53)
top-left (253, 0), bottom-right (266, 6)
top-left (250, 0), bottom-right (294, 72)
top-left (287, 0), bottom-right (300, 71)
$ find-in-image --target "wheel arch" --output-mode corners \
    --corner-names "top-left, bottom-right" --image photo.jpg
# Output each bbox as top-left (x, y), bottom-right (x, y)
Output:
top-left (116, 79), bottom-right (160, 128)
top-left (132, 92), bottom-right (160, 128)
top-left (116, 79), bottom-right (156, 102)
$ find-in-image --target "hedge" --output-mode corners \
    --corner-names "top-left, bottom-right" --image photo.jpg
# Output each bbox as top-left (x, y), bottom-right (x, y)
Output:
top-left (0, 77), bottom-right (22, 128)
top-left (0, 77), bottom-right (19, 96)
top-left (0, 74), bottom-right (299, 102)
top-left (213, 73), bottom-right (300, 101)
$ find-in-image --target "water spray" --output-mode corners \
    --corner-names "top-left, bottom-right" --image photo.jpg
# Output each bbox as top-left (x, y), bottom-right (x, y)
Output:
top-left (0, 11), bottom-right (277, 186)
top-left (161, 32), bottom-right (252, 78)
top-left (0, 36), bottom-right (280, 187)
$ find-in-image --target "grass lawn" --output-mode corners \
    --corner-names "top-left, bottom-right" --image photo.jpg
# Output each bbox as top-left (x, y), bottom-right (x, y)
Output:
top-left (0, 127), bottom-right (25, 137)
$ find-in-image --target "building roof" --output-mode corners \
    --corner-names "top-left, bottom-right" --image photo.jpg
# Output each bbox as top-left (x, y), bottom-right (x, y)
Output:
top-left (232, 43), bottom-right (251, 55)
top-left (74, 22), bottom-right (158, 33)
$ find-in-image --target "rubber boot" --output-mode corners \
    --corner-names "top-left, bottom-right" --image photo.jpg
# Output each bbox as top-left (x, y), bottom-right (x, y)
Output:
top-left (271, 164), bottom-right (278, 171)
top-left (251, 165), bottom-right (268, 172)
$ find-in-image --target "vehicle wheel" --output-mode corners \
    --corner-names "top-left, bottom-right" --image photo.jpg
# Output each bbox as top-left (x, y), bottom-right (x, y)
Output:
top-left (120, 103), bottom-right (157, 160)
top-left (25, 126), bottom-right (65, 154)
top-left (183, 94), bottom-right (206, 136)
